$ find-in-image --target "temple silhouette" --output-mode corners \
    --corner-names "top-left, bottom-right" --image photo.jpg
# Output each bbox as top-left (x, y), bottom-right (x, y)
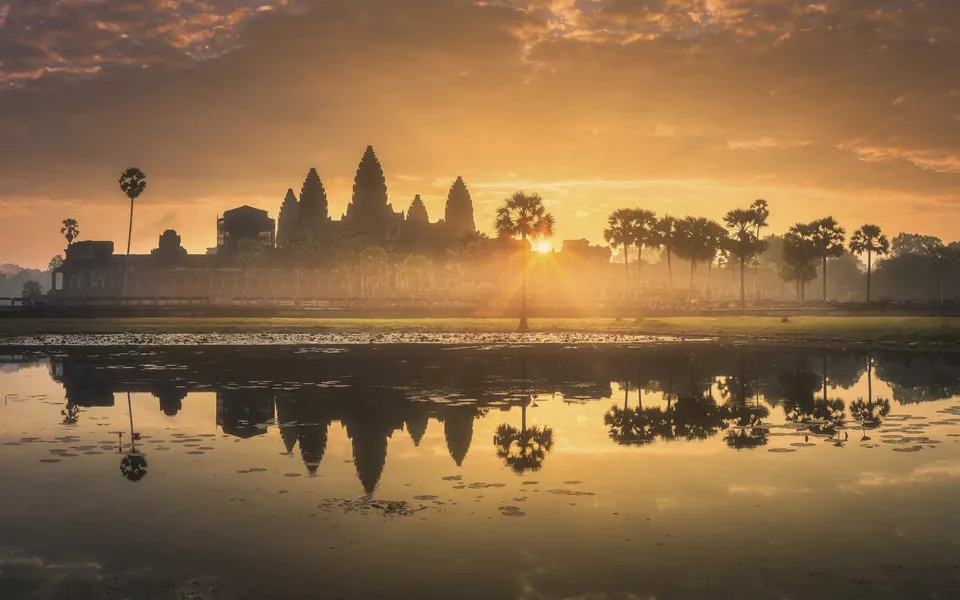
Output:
top-left (48, 145), bottom-right (610, 304)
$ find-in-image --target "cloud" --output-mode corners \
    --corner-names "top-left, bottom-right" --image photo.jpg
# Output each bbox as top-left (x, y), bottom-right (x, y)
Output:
top-left (4, 0), bottom-right (960, 265)
top-left (0, 0), bottom-right (295, 85)
top-left (848, 460), bottom-right (960, 489)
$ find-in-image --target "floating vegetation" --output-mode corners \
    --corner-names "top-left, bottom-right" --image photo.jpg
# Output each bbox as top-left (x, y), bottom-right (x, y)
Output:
top-left (316, 497), bottom-right (429, 517)
top-left (549, 489), bottom-right (595, 497)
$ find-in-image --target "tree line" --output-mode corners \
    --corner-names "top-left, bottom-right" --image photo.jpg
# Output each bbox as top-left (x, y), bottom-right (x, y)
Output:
top-left (600, 200), bottom-right (909, 305)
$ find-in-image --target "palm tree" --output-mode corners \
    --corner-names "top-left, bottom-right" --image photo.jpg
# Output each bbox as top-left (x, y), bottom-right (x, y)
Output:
top-left (703, 219), bottom-right (727, 299)
top-left (750, 199), bottom-right (770, 240)
top-left (750, 199), bottom-right (770, 296)
top-left (603, 209), bottom-right (634, 295)
top-left (808, 217), bottom-right (846, 301)
top-left (628, 209), bottom-right (658, 294)
top-left (60, 218), bottom-right (80, 246)
top-left (653, 215), bottom-right (678, 306)
top-left (849, 224), bottom-right (890, 304)
top-left (494, 192), bottom-right (556, 331)
top-left (724, 208), bottom-right (767, 309)
top-left (784, 224), bottom-right (818, 301)
top-left (119, 168), bottom-right (147, 297)
top-left (674, 216), bottom-right (714, 304)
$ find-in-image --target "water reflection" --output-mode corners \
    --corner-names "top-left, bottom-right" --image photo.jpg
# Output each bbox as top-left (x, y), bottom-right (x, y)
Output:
top-left (5, 344), bottom-right (960, 599)
top-left (6, 345), bottom-right (952, 492)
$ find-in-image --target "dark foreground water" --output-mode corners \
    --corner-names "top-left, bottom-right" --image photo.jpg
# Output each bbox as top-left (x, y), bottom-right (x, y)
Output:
top-left (3, 344), bottom-right (960, 600)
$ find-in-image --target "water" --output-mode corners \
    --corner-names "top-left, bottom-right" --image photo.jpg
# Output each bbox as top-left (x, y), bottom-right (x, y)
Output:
top-left (2, 344), bottom-right (960, 599)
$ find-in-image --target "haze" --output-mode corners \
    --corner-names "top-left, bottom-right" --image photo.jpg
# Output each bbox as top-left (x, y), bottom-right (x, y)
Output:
top-left (2, 0), bottom-right (959, 268)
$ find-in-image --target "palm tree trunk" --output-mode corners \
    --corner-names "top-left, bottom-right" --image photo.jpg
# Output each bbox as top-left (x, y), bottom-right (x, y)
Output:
top-left (623, 245), bottom-right (630, 303)
top-left (689, 260), bottom-right (696, 305)
top-left (822, 255), bottom-right (828, 301)
top-left (637, 245), bottom-right (643, 299)
top-left (122, 197), bottom-right (134, 298)
top-left (667, 249), bottom-right (673, 308)
top-left (127, 392), bottom-right (136, 453)
top-left (739, 257), bottom-right (746, 309)
top-left (707, 260), bottom-right (713, 300)
top-left (866, 249), bottom-right (872, 304)
top-left (519, 236), bottom-right (529, 331)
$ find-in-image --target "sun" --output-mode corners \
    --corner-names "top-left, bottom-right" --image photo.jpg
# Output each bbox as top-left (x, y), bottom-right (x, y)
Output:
top-left (535, 241), bottom-right (553, 253)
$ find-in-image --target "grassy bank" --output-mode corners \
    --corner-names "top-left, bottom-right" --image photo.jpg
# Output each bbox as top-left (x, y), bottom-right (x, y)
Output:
top-left (2, 316), bottom-right (960, 345)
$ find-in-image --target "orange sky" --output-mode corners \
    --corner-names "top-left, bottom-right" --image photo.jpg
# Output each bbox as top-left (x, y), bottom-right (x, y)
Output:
top-left (2, 0), bottom-right (960, 268)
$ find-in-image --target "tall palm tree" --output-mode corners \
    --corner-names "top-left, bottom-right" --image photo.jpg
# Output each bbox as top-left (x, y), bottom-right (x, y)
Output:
top-left (808, 217), bottom-right (846, 301)
top-left (628, 208), bottom-right (658, 294)
top-left (495, 192), bottom-right (555, 331)
top-left (674, 216), bottom-right (715, 304)
top-left (784, 223), bottom-right (818, 301)
top-left (724, 208), bottom-right (767, 309)
top-left (703, 219), bottom-right (727, 299)
top-left (604, 209), bottom-right (634, 294)
top-left (119, 168), bottom-right (147, 297)
top-left (750, 199), bottom-right (769, 296)
top-left (750, 199), bottom-right (770, 240)
top-left (60, 218), bottom-right (80, 246)
top-left (849, 224), bottom-right (890, 304)
top-left (653, 215), bottom-right (678, 306)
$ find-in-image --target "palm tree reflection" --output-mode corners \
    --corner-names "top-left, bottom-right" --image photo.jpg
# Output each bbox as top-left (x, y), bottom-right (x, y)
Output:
top-left (851, 355), bottom-right (891, 441)
top-left (494, 395), bottom-right (554, 475)
top-left (603, 379), bottom-right (663, 446)
top-left (119, 391), bottom-right (148, 482)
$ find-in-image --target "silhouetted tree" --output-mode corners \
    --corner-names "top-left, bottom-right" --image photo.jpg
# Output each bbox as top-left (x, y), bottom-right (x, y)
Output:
top-left (47, 255), bottom-right (63, 271)
top-left (277, 188), bottom-right (300, 248)
top-left (604, 209), bottom-right (634, 292)
top-left (494, 192), bottom-right (555, 331)
top-left (783, 224), bottom-right (818, 300)
top-left (21, 280), bottom-right (42, 299)
top-left (119, 167), bottom-right (147, 297)
top-left (891, 233), bottom-right (943, 258)
top-left (407, 194), bottom-right (429, 224)
top-left (61, 218), bottom-right (79, 246)
top-left (629, 209), bottom-right (658, 292)
top-left (808, 217), bottom-right (846, 301)
top-left (849, 224), bottom-right (890, 304)
top-left (445, 177), bottom-right (476, 236)
top-left (724, 207), bottom-right (767, 308)
top-left (653, 215), bottom-right (679, 306)
top-left (750, 199), bottom-right (770, 295)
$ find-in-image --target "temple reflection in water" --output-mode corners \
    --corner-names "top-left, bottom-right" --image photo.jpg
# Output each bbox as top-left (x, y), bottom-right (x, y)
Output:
top-left (44, 344), bottom-right (960, 492)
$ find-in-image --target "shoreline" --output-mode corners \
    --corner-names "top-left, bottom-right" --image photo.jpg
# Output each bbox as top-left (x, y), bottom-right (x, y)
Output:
top-left (2, 316), bottom-right (960, 350)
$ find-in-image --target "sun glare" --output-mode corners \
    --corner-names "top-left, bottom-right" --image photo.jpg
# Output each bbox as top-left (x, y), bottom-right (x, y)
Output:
top-left (535, 241), bottom-right (553, 253)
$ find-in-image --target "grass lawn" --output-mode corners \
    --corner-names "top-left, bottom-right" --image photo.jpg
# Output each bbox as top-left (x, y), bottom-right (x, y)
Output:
top-left (2, 316), bottom-right (960, 344)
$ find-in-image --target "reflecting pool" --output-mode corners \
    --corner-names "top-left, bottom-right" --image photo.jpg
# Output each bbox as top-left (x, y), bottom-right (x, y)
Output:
top-left (3, 344), bottom-right (960, 599)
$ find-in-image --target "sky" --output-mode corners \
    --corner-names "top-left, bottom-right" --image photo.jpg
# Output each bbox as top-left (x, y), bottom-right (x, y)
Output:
top-left (2, 0), bottom-right (960, 268)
